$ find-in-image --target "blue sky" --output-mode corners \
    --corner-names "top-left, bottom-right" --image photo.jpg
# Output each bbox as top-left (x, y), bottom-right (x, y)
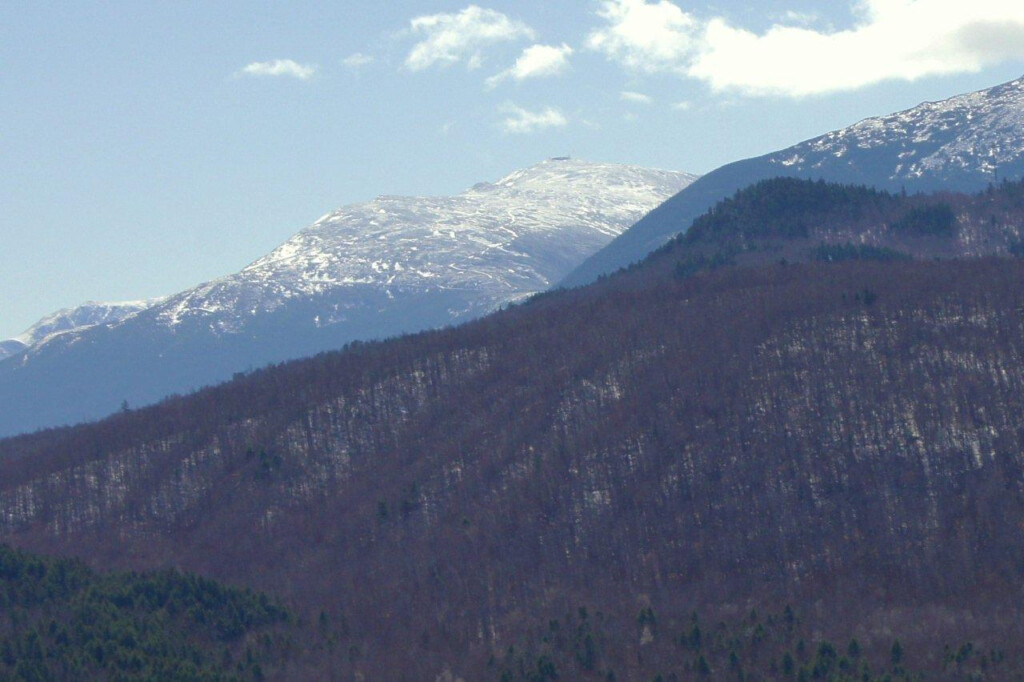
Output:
top-left (3, 0), bottom-right (1024, 338)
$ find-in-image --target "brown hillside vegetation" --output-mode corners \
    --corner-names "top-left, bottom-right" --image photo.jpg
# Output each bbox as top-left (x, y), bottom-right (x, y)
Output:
top-left (3, 181), bottom-right (1024, 678)
top-left (633, 177), bottom-right (1024, 282)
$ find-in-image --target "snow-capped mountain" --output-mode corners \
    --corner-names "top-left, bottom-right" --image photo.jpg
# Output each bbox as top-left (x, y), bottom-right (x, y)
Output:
top-left (767, 76), bottom-right (1024, 184)
top-left (0, 159), bottom-right (695, 436)
top-left (0, 299), bottom-right (162, 362)
top-left (153, 158), bottom-right (694, 331)
top-left (564, 75), bottom-right (1024, 287)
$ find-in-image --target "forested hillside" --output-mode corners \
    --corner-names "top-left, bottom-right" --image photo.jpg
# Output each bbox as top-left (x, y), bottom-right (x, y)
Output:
top-left (0, 544), bottom-right (295, 680)
top-left (628, 176), bottom-right (1024, 284)
top-left (3, 180), bottom-right (1024, 679)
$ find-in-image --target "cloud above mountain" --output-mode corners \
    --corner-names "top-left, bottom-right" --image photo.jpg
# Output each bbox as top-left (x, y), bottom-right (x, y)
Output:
top-left (405, 6), bottom-right (535, 71)
top-left (587, 0), bottom-right (698, 74)
top-left (499, 105), bottom-right (568, 134)
top-left (237, 59), bottom-right (317, 80)
top-left (588, 0), bottom-right (1024, 97)
top-left (230, 4), bottom-right (1024, 101)
top-left (342, 53), bottom-right (375, 70)
top-left (621, 90), bottom-right (654, 104)
top-left (486, 44), bottom-right (573, 88)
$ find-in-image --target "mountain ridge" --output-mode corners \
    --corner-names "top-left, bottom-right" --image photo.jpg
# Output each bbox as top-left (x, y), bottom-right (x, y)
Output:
top-left (148, 158), bottom-right (694, 330)
top-left (0, 158), bottom-right (694, 437)
top-left (0, 299), bottom-right (161, 362)
top-left (563, 74), bottom-right (1024, 287)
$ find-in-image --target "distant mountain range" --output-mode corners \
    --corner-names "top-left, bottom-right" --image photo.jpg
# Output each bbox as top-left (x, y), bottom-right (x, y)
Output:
top-left (0, 159), bottom-right (694, 437)
top-left (0, 299), bottom-right (162, 362)
top-left (563, 74), bottom-right (1024, 286)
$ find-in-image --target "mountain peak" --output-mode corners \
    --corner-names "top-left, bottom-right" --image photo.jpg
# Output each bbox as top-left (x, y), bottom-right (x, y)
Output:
top-left (564, 74), bottom-right (1024, 287)
top-left (484, 157), bottom-right (691, 195)
top-left (0, 299), bottom-right (163, 362)
top-left (773, 75), bottom-right (1024, 183)
top-left (236, 159), bottom-right (695, 305)
top-left (0, 160), bottom-right (696, 435)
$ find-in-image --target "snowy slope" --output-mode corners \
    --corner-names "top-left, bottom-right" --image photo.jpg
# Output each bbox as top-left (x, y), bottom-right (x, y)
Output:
top-left (768, 76), bottom-right (1024, 183)
top-left (564, 75), bottom-right (1024, 287)
top-left (0, 159), bottom-right (695, 436)
top-left (152, 158), bottom-right (694, 331)
top-left (0, 300), bottom-right (160, 362)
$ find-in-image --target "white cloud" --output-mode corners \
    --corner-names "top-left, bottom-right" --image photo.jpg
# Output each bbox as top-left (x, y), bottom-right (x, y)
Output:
top-left (500, 104), bottom-right (568, 134)
top-left (587, 0), bottom-right (1024, 97)
top-left (693, 0), bottom-right (1024, 96)
top-left (238, 59), bottom-right (317, 80)
top-left (672, 100), bottom-right (692, 111)
top-left (405, 5), bottom-right (535, 71)
top-left (486, 43), bottom-right (574, 88)
top-left (621, 90), bottom-right (654, 104)
top-left (342, 53), bottom-right (375, 70)
top-left (586, 0), bottom-right (697, 73)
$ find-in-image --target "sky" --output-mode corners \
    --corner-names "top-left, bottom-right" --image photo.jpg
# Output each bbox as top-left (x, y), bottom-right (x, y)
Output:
top-left (3, 0), bottom-right (1024, 339)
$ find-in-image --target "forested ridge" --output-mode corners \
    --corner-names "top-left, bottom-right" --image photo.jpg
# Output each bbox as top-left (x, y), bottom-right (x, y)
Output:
top-left (0, 544), bottom-right (294, 680)
top-left (2, 180), bottom-right (1024, 678)
top-left (561, 75), bottom-right (1024, 287)
top-left (629, 177), bottom-right (1024, 283)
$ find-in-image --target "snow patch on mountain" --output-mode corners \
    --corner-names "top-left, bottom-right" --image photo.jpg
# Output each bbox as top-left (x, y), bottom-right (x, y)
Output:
top-left (770, 76), bottom-right (1024, 182)
top-left (150, 158), bottom-right (696, 330)
top-left (0, 158), bottom-right (696, 437)
top-left (1, 299), bottom-right (164, 362)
